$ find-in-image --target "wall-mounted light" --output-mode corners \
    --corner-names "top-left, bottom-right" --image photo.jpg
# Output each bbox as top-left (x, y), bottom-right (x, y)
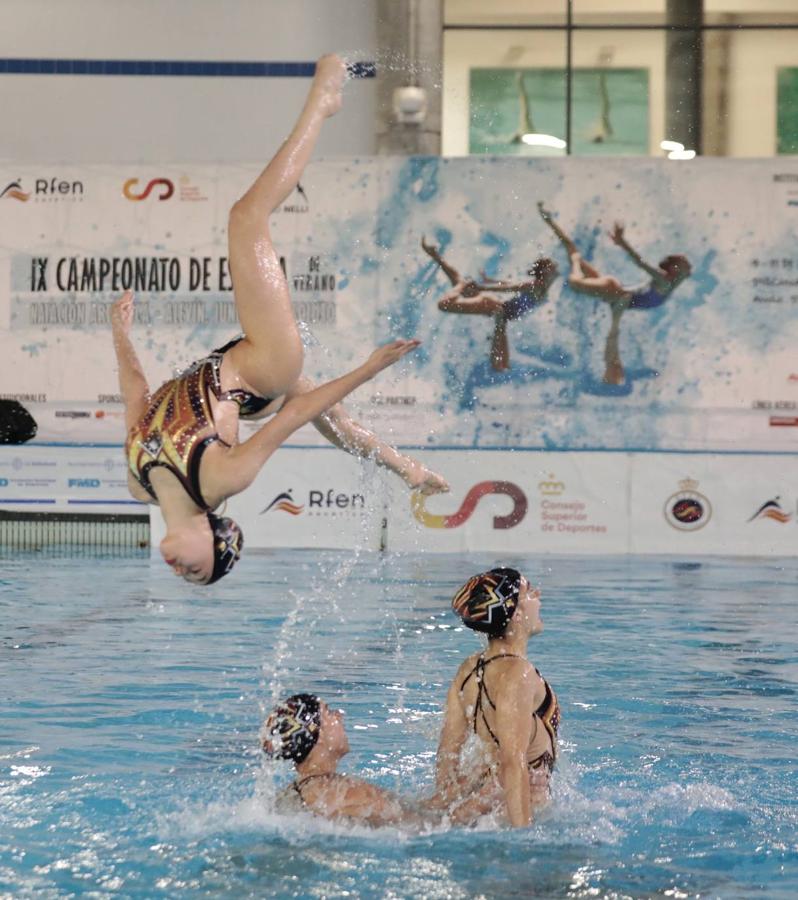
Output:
top-left (522, 133), bottom-right (567, 149)
top-left (660, 140), bottom-right (696, 160)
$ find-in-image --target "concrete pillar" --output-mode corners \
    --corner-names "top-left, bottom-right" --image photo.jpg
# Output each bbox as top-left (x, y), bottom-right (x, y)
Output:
top-left (665, 0), bottom-right (703, 153)
top-left (376, 0), bottom-right (443, 155)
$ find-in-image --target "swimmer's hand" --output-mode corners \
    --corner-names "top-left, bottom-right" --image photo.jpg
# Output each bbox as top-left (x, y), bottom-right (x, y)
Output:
top-left (537, 201), bottom-right (552, 222)
top-left (363, 339), bottom-right (421, 377)
top-left (111, 290), bottom-right (135, 334)
top-left (404, 462), bottom-right (450, 495)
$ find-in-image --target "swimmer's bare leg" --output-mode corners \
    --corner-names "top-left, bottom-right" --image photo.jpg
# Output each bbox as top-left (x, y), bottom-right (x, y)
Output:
top-left (224, 54), bottom-right (347, 399)
top-left (568, 253), bottom-right (629, 303)
top-left (421, 237), bottom-right (463, 286)
top-left (603, 301), bottom-right (626, 385)
top-left (490, 313), bottom-right (510, 371)
top-left (438, 293), bottom-right (504, 316)
top-left (537, 202), bottom-right (579, 257)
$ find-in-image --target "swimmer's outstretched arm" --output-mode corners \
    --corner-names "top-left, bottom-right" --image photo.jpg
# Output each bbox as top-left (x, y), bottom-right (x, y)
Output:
top-left (318, 779), bottom-right (429, 828)
top-left (287, 377), bottom-right (449, 495)
top-left (610, 223), bottom-right (661, 279)
top-left (206, 340), bottom-right (420, 498)
top-left (110, 291), bottom-right (150, 431)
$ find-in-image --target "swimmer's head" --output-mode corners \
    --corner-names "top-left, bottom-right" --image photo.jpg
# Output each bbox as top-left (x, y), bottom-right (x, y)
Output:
top-left (160, 512), bottom-right (243, 584)
top-left (262, 693), bottom-right (322, 763)
top-left (205, 512), bottom-right (244, 584)
top-left (527, 257), bottom-right (558, 285)
top-left (452, 568), bottom-right (542, 638)
top-left (659, 254), bottom-right (691, 280)
top-left (262, 695), bottom-right (348, 765)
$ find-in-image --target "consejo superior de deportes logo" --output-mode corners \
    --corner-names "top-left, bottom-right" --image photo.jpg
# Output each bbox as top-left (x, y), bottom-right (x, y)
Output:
top-left (412, 481), bottom-right (528, 530)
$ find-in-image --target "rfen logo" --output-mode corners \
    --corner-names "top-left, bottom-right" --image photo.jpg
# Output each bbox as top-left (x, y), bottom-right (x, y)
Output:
top-left (1, 179), bottom-right (29, 201)
top-left (262, 490), bottom-right (304, 515)
top-left (412, 481), bottom-right (528, 529)
top-left (68, 478), bottom-right (100, 488)
top-left (123, 178), bottom-right (175, 201)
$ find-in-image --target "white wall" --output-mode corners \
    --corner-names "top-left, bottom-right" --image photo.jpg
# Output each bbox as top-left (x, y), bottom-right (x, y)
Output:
top-left (0, 0), bottom-right (378, 163)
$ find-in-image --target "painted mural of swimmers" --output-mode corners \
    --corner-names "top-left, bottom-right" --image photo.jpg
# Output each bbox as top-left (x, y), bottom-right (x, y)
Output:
top-left (538, 201), bottom-right (692, 385)
top-left (112, 55), bottom-right (449, 585)
top-left (421, 237), bottom-right (559, 371)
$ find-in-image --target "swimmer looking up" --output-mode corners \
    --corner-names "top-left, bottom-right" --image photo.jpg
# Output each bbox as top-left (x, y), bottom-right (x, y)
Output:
top-left (263, 694), bottom-right (432, 828)
top-left (434, 568), bottom-right (560, 828)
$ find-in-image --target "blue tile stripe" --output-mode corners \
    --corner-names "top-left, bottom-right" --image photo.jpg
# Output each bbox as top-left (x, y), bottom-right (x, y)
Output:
top-left (0, 58), bottom-right (376, 78)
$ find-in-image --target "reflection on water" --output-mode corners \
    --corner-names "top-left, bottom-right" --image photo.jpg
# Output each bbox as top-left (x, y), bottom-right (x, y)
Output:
top-left (1, 550), bottom-right (797, 898)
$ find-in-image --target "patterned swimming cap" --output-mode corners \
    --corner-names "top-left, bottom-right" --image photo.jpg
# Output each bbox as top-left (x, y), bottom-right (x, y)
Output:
top-left (205, 512), bottom-right (244, 584)
top-left (262, 693), bottom-right (322, 764)
top-left (451, 567), bottom-right (522, 636)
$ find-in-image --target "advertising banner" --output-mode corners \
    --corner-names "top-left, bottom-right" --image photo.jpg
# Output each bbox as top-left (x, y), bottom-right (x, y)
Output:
top-left (148, 448), bottom-right (384, 553)
top-left (2, 159), bottom-right (798, 454)
top-left (0, 444), bottom-right (145, 515)
top-left (385, 450), bottom-right (628, 554)
top-left (629, 453), bottom-right (798, 556)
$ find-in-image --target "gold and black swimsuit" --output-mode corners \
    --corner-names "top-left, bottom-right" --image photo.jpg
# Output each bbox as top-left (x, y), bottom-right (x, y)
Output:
top-left (460, 653), bottom-right (561, 773)
top-left (126, 339), bottom-right (271, 510)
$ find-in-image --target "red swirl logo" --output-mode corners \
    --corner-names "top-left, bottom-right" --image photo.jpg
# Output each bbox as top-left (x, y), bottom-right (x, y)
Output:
top-left (123, 177), bottom-right (175, 201)
top-left (412, 481), bottom-right (528, 529)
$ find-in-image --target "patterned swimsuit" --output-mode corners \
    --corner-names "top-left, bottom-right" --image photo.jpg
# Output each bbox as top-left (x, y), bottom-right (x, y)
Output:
top-left (460, 652), bottom-right (561, 773)
top-left (126, 340), bottom-right (271, 510)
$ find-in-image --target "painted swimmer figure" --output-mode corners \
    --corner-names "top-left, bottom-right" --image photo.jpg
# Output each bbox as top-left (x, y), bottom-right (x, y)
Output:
top-left (538, 202), bottom-right (691, 385)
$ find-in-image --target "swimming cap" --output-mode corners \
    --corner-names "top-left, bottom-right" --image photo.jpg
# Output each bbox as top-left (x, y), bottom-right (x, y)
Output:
top-left (262, 693), bottom-right (322, 764)
top-left (451, 567), bottom-right (522, 635)
top-left (205, 512), bottom-right (244, 584)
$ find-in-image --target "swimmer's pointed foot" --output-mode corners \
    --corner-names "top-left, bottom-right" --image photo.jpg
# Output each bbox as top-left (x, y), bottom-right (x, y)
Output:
top-left (404, 462), bottom-right (450, 495)
top-left (603, 361), bottom-right (625, 386)
top-left (537, 201), bottom-right (552, 222)
top-left (311, 54), bottom-right (347, 118)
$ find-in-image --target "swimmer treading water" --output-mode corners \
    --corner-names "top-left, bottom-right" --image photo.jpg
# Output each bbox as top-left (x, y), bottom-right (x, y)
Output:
top-left (112, 54), bottom-right (449, 584)
top-left (265, 568), bottom-right (559, 829)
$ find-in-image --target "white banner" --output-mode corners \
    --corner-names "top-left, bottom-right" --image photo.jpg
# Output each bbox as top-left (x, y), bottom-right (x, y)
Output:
top-left (385, 450), bottom-right (627, 554)
top-left (148, 448), bottom-right (384, 553)
top-left (0, 444), bottom-right (145, 515)
top-left (3, 159), bottom-right (798, 453)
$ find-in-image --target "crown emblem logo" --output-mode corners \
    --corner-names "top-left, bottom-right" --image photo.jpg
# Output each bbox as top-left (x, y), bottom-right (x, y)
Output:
top-left (538, 473), bottom-right (565, 496)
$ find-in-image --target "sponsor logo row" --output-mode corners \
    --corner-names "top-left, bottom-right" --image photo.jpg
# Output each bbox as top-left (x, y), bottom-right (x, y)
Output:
top-left (2, 176), bottom-right (309, 210)
top-left (259, 476), bottom-right (798, 532)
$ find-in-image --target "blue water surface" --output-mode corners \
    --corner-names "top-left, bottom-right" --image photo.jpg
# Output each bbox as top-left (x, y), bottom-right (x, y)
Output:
top-left (1, 549), bottom-right (797, 899)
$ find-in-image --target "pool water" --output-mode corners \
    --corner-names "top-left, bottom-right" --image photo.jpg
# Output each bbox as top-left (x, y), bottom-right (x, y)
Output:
top-left (1, 549), bottom-right (797, 898)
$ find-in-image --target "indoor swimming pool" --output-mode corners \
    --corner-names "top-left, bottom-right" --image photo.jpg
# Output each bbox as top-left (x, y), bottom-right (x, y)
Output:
top-left (2, 550), bottom-right (797, 898)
